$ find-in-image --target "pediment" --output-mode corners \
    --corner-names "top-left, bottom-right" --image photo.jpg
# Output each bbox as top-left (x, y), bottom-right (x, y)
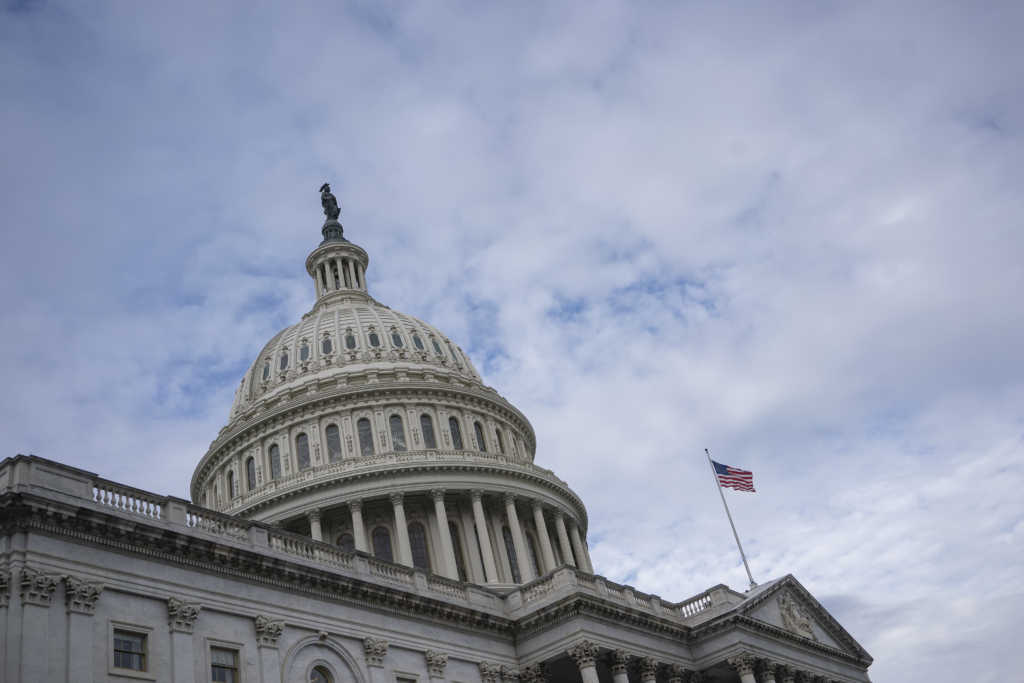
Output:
top-left (740, 576), bottom-right (871, 662)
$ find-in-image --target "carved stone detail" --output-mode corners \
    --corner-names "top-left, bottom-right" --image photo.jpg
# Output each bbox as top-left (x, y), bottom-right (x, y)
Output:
top-left (567, 640), bottom-right (601, 669)
top-left (728, 653), bottom-right (756, 677)
top-left (684, 672), bottom-right (704, 683)
top-left (19, 566), bottom-right (60, 607)
top-left (63, 574), bottom-right (103, 615)
top-left (776, 665), bottom-right (795, 683)
top-left (479, 661), bottom-right (503, 683)
top-left (425, 650), bottom-right (448, 678)
top-left (167, 597), bottom-right (202, 633)
top-left (254, 614), bottom-right (285, 647)
top-left (364, 637), bottom-right (388, 667)
top-left (755, 659), bottom-right (779, 683)
top-left (520, 664), bottom-right (546, 683)
top-left (501, 665), bottom-right (520, 682)
top-left (610, 649), bottom-right (631, 674)
top-left (639, 656), bottom-right (659, 682)
top-left (778, 592), bottom-right (818, 641)
top-left (667, 664), bottom-right (686, 683)
top-left (0, 570), bottom-right (10, 608)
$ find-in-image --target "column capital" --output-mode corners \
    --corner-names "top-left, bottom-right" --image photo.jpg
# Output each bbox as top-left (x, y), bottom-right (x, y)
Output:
top-left (728, 653), bottom-right (756, 677)
top-left (504, 492), bottom-right (517, 506)
top-left (425, 650), bottom-right (448, 678)
top-left (553, 509), bottom-right (565, 520)
top-left (531, 498), bottom-right (546, 512)
top-left (470, 489), bottom-right (485, 502)
top-left (430, 488), bottom-right (446, 502)
top-left (63, 574), bottom-right (103, 615)
top-left (0, 569), bottom-right (9, 608)
top-left (307, 508), bottom-right (322, 523)
top-left (639, 656), bottom-right (659, 682)
top-left (609, 649), bottom-right (631, 674)
top-left (167, 596), bottom-right (202, 633)
top-left (755, 659), bottom-right (779, 683)
top-left (567, 640), bottom-right (601, 668)
top-left (389, 491), bottom-right (405, 506)
top-left (19, 566), bottom-right (60, 607)
top-left (479, 661), bottom-right (502, 683)
top-left (363, 637), bottom-right (389, 667)
top-left (254, 614), bottom-right (285, 648)
top-left (776, 665), bottom-right (795, 683)
top-left (520, 664), bottom-right (546, 683)
top-left (349, 498), bottom-right (363, 512)
top-left (501, 665), bottom-right (520, 682)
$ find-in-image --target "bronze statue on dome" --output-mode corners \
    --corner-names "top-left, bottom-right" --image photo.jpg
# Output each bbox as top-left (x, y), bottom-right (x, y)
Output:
top-left (320, 183), bottom-right (341, 220)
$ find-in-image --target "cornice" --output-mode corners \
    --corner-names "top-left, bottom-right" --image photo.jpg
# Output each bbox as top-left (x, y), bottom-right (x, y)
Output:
top-left (513, 593), bottom-right (692, 641)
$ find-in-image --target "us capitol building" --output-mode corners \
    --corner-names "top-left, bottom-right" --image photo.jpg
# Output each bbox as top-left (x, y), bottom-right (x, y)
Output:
top-left (0, 187), bottom-right (872, 683)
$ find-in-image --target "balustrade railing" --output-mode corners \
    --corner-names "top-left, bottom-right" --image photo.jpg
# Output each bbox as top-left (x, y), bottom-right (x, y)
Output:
top-left (93, 480), bottom-right (163, 519)
top-left (678, 589), bottom-right (714, 617)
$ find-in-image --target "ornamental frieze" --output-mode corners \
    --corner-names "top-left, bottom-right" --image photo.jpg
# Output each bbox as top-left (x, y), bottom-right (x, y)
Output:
top-left (778, 592), bottom-right (818, 641)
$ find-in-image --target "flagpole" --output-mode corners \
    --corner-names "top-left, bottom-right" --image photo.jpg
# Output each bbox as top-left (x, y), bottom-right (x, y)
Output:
top-left (705, 448), bottom-right (757, 589)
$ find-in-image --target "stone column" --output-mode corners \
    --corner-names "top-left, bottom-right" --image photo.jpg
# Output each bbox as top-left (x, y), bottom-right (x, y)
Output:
top-left (64, 574), bottom-right (103, 683)
top-left (504, 494), bottom-right (533, 582)
top-left (254, 615), bottom-right (284, 683)
top-left (531, 501), bottom-right (557, 573)
top-left (167, 597), bottom-right (202, 683)
top-left (391, 493), bottom-right (413, 566)
top-left (431, 490), bottom-right (459, 580)
top-left (308, 509), bottom-right (323, 542)
top-left (19, 567), bottom-right (59, 683)
top-left (568, 521), bottom-right (592, 573)
top-left (364, 638), bottom-right (389, 683)
top-left (553, 512), bottom-right (576, 568)
top-left (609, 649), bottom-right (631, 683)
top-left (639, 656), bottom-right (658, 683)
top-left (728, 654), bottom-right (757, 683)
top-left (471, 490), bottom-right (499, 583)
top-left (350, 499), bottom-right (368, 552)
top-left (425, 650), bottom-right (448, 682)
top-left (348, 260), bottom-right (359, 291)
top-left (567, 640), bottom-right (601, 683)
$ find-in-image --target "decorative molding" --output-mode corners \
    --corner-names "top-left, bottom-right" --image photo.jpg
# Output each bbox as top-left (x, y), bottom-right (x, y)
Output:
top-left (63, 574), bottom-right (103, 615)
top-left (728, 653), bottom-right (756, 677)
top-left (610, 649), bottom-right (631, 674)
top-left (478, 662), bottom-right (503, 683)
top-left (254, 614), bottom-right (285, 648)
top-left (501, 665), bottom-right (520, 682)
top-left (19, 566), bottom-right (59, 607)
top-left (425, 650), bottom-right (448, 678)
top-left (167, 597), bottom-right (202, 633)
top-left (778, 592), bottom-right (818, 641)
top-left (567, 640), bottom-right (600, 669)
top-left (363, 637), bottom-right (388, 667)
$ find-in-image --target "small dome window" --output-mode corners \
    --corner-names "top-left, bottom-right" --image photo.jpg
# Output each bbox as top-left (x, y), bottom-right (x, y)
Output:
top-left (412, 333), bottom-right (425, 350)
top-left (296, 432), bottom-right (311, 470)
top-left (391, 330), bottom-right (403, 348)
top-left (279, 351), bottom-right (289, 371)
top-left (368, 331), bottom-right (380, 347)
top-left (269, 444), bottom-right (282, 480)
top-left (321, 335), bottom-right (333, 354)
top-left (496, 428), bottom-right (506, 454)
top-left (431, 338), bottom-right (443, 355)
top-left (357, 417), bottom-right (375, 456)
top-left (345, 331), bottom-right (357, 350)
top-left (325, 424), bottom-right (342, 461)
top-left (474, 421), bottom-right (487, 452)
top-left (389, 414), bottom-right (407, 452)
top-left (262, 361), bottom-right (270, 381)
top-left (299, 341), bottom-right (310, 362)
top-left (420, 414), bottom-right (437, 449)
top-left (449, 417), bottom-right (464, 450)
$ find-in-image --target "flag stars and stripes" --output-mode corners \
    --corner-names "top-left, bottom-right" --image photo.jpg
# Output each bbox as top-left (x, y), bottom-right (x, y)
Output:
top-left (712, 460), bottom-right (755, 492)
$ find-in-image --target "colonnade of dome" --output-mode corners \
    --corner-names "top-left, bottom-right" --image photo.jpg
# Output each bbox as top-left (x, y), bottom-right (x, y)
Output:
top-left (191, 204), bottom-right (593, 587)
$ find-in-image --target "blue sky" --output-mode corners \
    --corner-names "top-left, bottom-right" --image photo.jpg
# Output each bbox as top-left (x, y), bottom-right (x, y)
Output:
top-left (3, 2), bottom-right (1023, 680)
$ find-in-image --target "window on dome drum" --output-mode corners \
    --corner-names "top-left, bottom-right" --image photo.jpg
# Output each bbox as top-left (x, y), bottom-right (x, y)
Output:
top-left (420, 414), bottom-right (437, 449)
top-left (210, 646), bottom-right (239, 683)
top-left (368, 331), bottom-right (380, 347)
top-left (262, 362), bottom-right (270, 381)
top-left (279, 351), bottom-right (289, 370)
top-left (372, 526), bottom-right (393, 562)
top-left (299, 342), bottom-right (310, 361)
top-left (296, 433), bottom-right (311, 470)
top-left (269, 444), bottom-right (282, 480)
top-left (357, 418), bottom-right (375, 456)
top-left (337, 533), bottom-right (355, 553)
top-left (502, 526), bottom-right (522, 583)
top-left (321, 335), bottom-right (332, 354)
top-left (389, 414), bottom-right (407, 451)
top-left (325, 424), bottom-right (342, 462)
top-left (495, 428), bottom-right (506, 454)
top-left (310, 665), bottom-right (333, 683)
top-left (408, 521), bottom-right (431, 571)
top-left (432, 338), bottom-right (443, 355)
top-left (449, 520), bottom-right (468, 581)
top-left (245, 457), bottom-right (256, 490)
top-left (526, 531), bottom-right (542, 577)
top-left (113, 629), bottom-right (146, 671)
top-left (474, 421), bottom-right (487, 452)
top-left (345, 333), bottom-right (356, 350)
top-left (449, 417), bottom-right (464, 450)
top-left (412, 334), bottom-right (424, 350)
top-left (227, 470), bottom-right (236, 498)
top-left (391, 330), bottom-right (403, 347)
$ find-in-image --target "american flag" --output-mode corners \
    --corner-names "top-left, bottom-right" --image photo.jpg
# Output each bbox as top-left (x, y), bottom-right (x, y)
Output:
top-left (712, 460), bottom-right (755, 492)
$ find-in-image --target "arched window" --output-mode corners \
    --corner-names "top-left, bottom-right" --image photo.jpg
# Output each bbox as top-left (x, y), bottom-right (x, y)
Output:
top-left (295, 433), bottom-right (311, 470)
top-left (368, 331), bottom-right (380, 347)
top-left (321, 335), bottom-right (332, 354)
top-left (502, 526), bottom-right (522, 583)
top-left (420, 414), bottom-right (437, 449)
top-left (299, 341), bottom-right (310, 361)
top-left (227, 470), bottom-right (236, 498)
top-left (495, 427), bottom-right (506, 454)
top-left (391, 330), bottom-right (403, 347)
top-left (345, 332), bottom-right (356, 350)
top-left (325, 424), bottom-right (342, 462)
top-left (431, 338), bottom-right (443, 355)
top-left (449, 521), bottom-right (468, 581)
top-left (474, 421), bottom-right (487, 452)
top-left (357, 418), bottom-right (374, 456)
top-left (336, 533), bottom-right (355, 553)
top-left (279, 351), bottom-right (289, 371)
top-left (448, 417), bottom-right (464, 450)
top-left (389, 415), bottom-right (407, 451)
top-left (245, 457), bottom-right (256, 490)
top-left (262, 361), bottom-right (270, 380)
top-left (412, 334), bottom-right (425, 350)
top-left (408, 521), bottom-right (431, 571)
top-left (268, 444), bottom-right (282, 480)
top-left (525, 531), bottom-right (542, 577)
top-left (372, 526), bottom-right (393, 562)
top-left (310, 665), bottom-right (333, 683)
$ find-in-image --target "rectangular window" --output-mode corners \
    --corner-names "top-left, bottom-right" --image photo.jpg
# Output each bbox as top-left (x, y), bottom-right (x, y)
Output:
top-left (113, 630), bottom-right (147, 671)
top-left (211, 646), bottom-right (240, 683)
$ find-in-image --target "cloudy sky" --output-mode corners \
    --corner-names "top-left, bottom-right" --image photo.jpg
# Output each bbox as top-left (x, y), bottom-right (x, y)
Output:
top-left (3, 1), bottom-right (1023, 680)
